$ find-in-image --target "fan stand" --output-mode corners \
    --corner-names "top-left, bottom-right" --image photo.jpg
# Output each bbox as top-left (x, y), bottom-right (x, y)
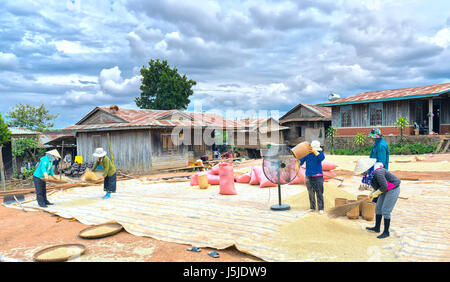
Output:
top-left (270, 162), bottom-right (291, 211)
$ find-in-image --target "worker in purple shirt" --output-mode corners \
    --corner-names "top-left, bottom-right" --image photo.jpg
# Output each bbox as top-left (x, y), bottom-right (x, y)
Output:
top-left (300, 140), bottom-right (326, 214)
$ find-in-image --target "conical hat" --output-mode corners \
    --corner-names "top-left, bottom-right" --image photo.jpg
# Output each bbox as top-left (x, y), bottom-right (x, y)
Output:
top-left (354, 158), bottom-right (377, 175)
top-left (46, 149), bottom-right (61, 159)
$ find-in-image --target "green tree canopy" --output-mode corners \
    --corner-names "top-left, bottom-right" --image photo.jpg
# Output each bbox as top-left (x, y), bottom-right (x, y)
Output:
top-left (0, 113), bottom-right (11, 146)
top-left (6, 103), bottom-right (59, 132)
top-left (135, 59), bottom-right (197, 110)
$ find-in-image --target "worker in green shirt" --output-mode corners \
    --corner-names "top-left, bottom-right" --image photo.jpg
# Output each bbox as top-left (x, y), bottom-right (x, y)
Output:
top-left (92, 147), bottom-right (116, 199)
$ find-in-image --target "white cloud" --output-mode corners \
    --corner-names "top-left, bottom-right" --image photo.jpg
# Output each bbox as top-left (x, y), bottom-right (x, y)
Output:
top-left (0, 52), bottom-right (19, 69)
top-left (99, 66), bottom-right (141, 96)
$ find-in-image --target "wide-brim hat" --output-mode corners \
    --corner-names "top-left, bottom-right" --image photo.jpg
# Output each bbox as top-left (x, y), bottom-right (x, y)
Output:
top-left (368, 128), bottom-right (382, 139)
top-left (354, 158), bottom-right (377, 175)
top-left (311, 140), bottom-right (322, 151)
top-left (46, 149), bottom-right (61, 159)
top-left (93, 147), bottom-right (107, 158)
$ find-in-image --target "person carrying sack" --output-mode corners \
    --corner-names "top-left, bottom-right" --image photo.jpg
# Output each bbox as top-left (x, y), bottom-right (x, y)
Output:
top-left (354, 158), bottom-right (401, 239)
top-left (92, 148), bottom-right (117, 199)
top-left (33, 149), bottom-right (62, 207)
top-left (299, 140), bottom-right (325, 214)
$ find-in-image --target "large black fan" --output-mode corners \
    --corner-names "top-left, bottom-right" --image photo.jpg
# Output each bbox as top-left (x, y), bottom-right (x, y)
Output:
top-left (261, 145), bottom-right (300, 211)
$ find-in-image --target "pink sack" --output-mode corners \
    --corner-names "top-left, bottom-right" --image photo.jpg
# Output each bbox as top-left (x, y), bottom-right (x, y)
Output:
top-left (322, 161), bottom-right (337, 171)
top-left (323, 170), bottom-right (337, 180)
top-left (259, 172), bottom-right (277, 188)
top-left (210, 164), bottom-right (220, 175)
top-left (190, 174), bottom-right (198, 186)
top-left (236, 173), bottom-right (251, 183)
top-left (249, 166), bottom-right (262, 185)
top-left (219, 163), bottom-right (237, 195)
top-left (208, 174), bottom-right (220, 185)
top-left (288, 167), bottom-right (306, 185)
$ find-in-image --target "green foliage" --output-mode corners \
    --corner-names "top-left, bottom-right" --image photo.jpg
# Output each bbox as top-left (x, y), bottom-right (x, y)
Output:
top-left (394, 116), bottom-right (410, 142)
top-left (333, 143), bottom-right (435, 155)
top-left (22, 166), bottom-right (36, 180)
top-left (6, 103), bottom-right (59, 132)
top-left (0, 113), bottom-right (11, 146)
top-left (353, 133), bottom-right (368, 148)
top-left (135, 59), bottom-right (197, 110)
top-left (12, 137), bottom-right (45, 162)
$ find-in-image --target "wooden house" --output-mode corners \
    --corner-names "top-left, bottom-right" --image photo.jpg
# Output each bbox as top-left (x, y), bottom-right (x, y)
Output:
top-left (65, 105), bottom-right (240, 172)
top-left (279, 104), bottom-right (331, 145)
top-left (316, 83), bottom-right (450, 136)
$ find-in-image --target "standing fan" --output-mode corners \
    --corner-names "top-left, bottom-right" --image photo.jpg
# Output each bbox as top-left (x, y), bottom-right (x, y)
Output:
top-left (261, 145), bottom-right (300, 211)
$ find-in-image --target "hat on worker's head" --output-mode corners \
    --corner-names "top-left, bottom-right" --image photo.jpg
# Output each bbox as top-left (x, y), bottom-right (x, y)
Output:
top-left (368, 128), bottom-right (382, 139)
top-left (46, 149), bottom-right (61, 159)
top-left (354, 158), bottom-right (377, 175)
top-left (93, 147), bottom-right (107, 158)
top-left (311, 140), bottom-right (322, 151)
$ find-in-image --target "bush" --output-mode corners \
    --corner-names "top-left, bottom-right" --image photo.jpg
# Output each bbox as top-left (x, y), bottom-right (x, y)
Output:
top-left (329, 142), bottom-right (436, 155)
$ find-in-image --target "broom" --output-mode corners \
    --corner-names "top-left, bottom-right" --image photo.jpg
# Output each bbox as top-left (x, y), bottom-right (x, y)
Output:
top-left (327, 195), bottom-right (372, 218)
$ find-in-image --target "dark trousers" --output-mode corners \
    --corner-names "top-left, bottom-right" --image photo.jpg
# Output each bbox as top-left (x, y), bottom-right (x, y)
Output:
top-left (33, 176), bottom-right (49, 206)
top-left (305, 176), bottom-right (324, 211)
top-left (104, 173), bottom-right (117, 193)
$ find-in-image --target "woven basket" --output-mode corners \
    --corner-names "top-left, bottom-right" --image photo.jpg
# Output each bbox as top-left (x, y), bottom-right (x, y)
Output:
top-left (346, 200), bottom-right (360, 219)
top-left (334, 198), bottom-right (347, 207)
top-left (33, 244), bottom-right (86, 262)
top-left (78, 222), bottom-right (123, 239)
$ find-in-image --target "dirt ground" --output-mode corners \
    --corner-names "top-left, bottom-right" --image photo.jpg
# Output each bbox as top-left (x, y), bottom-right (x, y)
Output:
top-left (1, 154), bottom-right (448, 262)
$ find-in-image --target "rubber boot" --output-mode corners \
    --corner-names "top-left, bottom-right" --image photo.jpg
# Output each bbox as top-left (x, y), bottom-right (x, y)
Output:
top-left (366, 214), bottom-right (382, 232)
top-left (377, 218), bottom-right (390, 239)
top-left (102, 192), bottom-right (111, 199)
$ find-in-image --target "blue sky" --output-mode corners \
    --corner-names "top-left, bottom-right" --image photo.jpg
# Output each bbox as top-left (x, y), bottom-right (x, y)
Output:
top-left (0, 0), bottom-right (449, 128)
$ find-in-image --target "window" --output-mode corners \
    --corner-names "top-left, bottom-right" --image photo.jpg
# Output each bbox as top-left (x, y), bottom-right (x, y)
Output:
top-left (369, 102), bottom-right (383, 126)
top-left (162, 133), bottom-right (177, 152)
top-left (340, 105), bottom-right (352, 127)
top-left (93, 135), bottom-right (101, 150)
top-left (297, 127), bottom-right (302, 137)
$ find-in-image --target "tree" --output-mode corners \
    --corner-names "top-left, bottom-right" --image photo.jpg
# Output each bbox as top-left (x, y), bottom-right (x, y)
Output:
top-left (135, 59), bottom-right (197, 110)
top-left (395, 116), bottom-right (410, 143)
top-left (326, 126), bottom-right (336, 154)
top-left (0, 113), bottom-right (11, 190)
top-left (6, 103), bottom-right (59, 132)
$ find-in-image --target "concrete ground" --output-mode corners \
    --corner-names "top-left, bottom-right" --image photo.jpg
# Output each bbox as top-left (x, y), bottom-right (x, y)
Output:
top-left (0, 154), bottom-right (449, 262)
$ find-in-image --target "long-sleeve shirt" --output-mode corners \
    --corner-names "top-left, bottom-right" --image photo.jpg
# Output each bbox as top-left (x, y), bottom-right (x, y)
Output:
top-left (370, 138), bottom-right (389, 170)
top-left (33, 155), bottom-right (55, 179)
top-left (92, 155), bottom-right (116, 177)
top-left (300, 152), bottom-right (325, 177)
top-left (371, 168), bottom-right (400, 193)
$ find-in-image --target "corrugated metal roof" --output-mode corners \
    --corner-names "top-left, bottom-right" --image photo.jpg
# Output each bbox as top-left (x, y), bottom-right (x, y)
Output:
top-left (9, 127), bottom-right (41, 135)
top-left (280, 104), bottom-right (332, 121)
top-left (317, 82), bottom-right (450, 106)
top-left (65, 107), bottom-right (244, 132)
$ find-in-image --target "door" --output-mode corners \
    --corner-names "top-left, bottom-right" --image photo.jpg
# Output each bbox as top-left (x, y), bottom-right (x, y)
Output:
top-left (433, 100), bottom-right (441, 134)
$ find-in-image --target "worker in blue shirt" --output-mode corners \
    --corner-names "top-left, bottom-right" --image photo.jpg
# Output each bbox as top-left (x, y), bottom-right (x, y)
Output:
top-left (33, 149), bottom-right (61, 207)
top-left (300, 140), bottom-right (326, 214)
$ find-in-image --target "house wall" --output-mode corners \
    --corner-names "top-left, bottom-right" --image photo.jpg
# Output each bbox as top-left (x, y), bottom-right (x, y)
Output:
top-left (282, 121), bottom-right (327, 145)
top-left (82, 110), bottom-right (125, 124)
top-left (440, 96), bottom-right (450, 134)
top-left (1, 142), bottom-right (13, 179)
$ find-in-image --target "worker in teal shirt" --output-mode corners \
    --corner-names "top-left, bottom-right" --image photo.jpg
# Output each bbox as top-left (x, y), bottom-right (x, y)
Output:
top-left (33, 149), bottom-right (61, 207)
top-left (368, 128), bottom-right (389, 170)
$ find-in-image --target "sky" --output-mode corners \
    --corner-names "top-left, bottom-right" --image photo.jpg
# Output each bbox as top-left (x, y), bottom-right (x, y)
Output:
top-left (0, 0), bottom-right (449, 128)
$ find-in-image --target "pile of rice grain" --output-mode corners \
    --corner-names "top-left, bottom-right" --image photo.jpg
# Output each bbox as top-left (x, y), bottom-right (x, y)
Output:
top-left (274, 215), bottom-right (397, 261)
top-left (81, 226), bottom-right (120, 237)
top-left (37, 246), bottom-right (83, 260)
top-left (285, 183), bottom-right (356, 211)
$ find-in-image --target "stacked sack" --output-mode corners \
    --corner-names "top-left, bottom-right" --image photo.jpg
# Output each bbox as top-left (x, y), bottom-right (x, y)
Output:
top-left (65, 162), bottom-right (94, 178)
top-left (190, 163), bottom-right (236, 195)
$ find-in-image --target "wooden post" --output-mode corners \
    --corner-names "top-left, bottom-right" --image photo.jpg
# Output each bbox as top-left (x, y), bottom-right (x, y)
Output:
top-left (429, 99), bottom-right (433, 134)
top-left (60, 141), bottom-right (64, 180)
top-left (12, 138), bottom-right (17, 178)
top-left (0, 145), bottom-right (6, 191)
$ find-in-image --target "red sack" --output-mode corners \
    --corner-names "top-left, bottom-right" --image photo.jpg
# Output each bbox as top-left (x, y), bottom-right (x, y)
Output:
top-left (236, 173), bottom-right (251, 183)
top-left (288, 167), bottom-right (306, 185)
top-left (219, 163), bottom-right (237, 195)
top-left (190, 174), bottom-right (198, 186)
top-left (323, 170), bottom-right (337, 180)
top-left (249, 166), bottom-right (262, 185)
top-left (208, 174), bottom-right (220, 185)
top-left (322, 160), bottom-right (337, 171)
